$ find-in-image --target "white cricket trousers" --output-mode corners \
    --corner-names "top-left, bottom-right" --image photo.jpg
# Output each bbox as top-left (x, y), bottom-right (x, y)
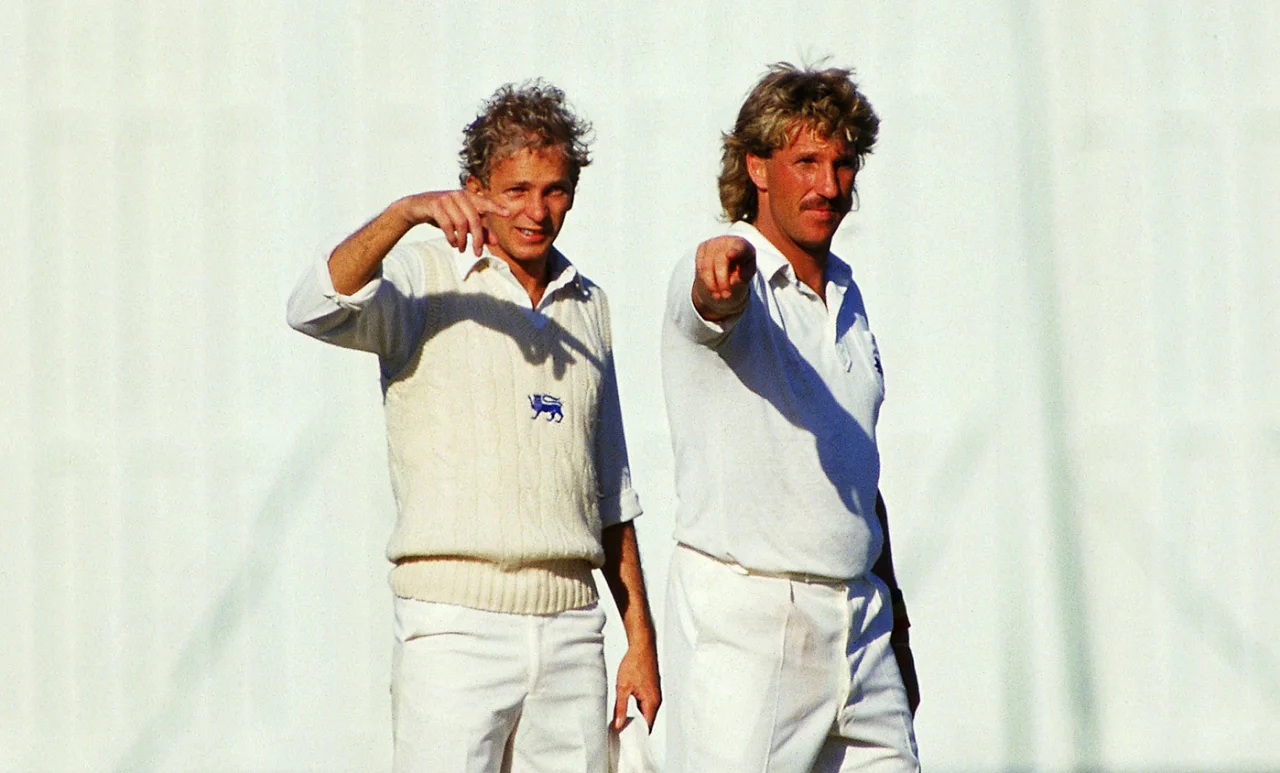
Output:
top-left (391, 596), bottom-right (609, 773)
top-left (664, 545), bottom-right (921, 773)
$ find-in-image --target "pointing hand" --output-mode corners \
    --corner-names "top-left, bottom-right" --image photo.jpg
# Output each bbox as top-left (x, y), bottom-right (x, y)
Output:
top-left (692, 235), bottom-right (756, 320)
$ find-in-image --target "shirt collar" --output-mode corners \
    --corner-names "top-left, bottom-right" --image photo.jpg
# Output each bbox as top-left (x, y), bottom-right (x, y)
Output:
top-left (726, 220), bottom-right (850, 290)
top-left (452, 246), bottom-right (584, 297)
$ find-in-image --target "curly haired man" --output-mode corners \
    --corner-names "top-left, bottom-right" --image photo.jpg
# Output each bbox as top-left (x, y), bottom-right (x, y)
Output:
top-left (662, 62), bottom-right (921, 773)
top-left (288, 81), bottom-right (660, 772)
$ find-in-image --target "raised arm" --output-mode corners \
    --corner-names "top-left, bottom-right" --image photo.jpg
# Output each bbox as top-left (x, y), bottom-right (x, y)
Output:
top-left (600, 522), bottom-right (661, 732)
top-left (329, 190), bottom-right (509, 294)
top-left (287, 189), bottom-right (514, 365)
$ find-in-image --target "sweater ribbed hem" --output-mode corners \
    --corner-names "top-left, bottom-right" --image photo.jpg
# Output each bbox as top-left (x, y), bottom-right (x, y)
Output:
top-left (389, 557), bottom-right (598, 615)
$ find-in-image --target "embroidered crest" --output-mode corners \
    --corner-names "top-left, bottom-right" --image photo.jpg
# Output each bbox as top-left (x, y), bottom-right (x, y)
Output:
top-left (528, 394), bottom-right (564, 422)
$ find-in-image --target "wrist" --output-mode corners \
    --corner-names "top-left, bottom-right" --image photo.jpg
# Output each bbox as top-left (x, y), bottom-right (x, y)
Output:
top-left (692, 284), bottom-right (746, 322)
top-left (623, 621), bottom-right (658, 652)
top-left (387, 197), bottom-right (420, 230)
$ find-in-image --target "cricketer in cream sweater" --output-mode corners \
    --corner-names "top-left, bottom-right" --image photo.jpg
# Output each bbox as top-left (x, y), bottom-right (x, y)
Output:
top-left (287, 81), bottom-right (659, 773)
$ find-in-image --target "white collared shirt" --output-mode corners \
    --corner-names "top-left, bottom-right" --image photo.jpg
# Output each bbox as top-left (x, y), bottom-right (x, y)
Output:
top-left (661, 221), bottom-right (885, 579)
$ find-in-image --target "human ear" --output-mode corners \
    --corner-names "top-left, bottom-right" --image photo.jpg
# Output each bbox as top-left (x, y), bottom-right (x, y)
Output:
top-left (746, 154), bottom-right (768, 191)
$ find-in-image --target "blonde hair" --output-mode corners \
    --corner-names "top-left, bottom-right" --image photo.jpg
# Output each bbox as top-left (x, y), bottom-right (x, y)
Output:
top-left (459, 80), bottom-right (593, 187)
top-left (719, 62), bottom-right (880, 222)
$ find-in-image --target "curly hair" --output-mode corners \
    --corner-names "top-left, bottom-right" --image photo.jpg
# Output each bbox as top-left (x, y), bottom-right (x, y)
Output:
top-left (718, 62), bottom-right (880, 223)
top-left (458, 80), bottom-right (593, 188)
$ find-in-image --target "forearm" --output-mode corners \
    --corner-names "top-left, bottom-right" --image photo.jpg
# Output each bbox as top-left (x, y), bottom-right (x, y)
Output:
top-left (329, 199), bottom-right (416, 295)
top-left (600, 522), bottom-right (656, 647)
top-left (872, 490), bottom-right (920, 714)
top-left (872, 490), bottom-right (909, 628)
top-left (871, 489), bottom-right (900, 593)
top-left (601, 521), bottom-right (662, 728)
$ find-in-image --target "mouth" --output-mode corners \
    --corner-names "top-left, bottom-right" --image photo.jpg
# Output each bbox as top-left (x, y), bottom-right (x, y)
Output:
top-left (804, 207), bottom-right (842, 222)
top-left (515, 226), bottom-right (548, 240)
top-left (801, 202), bottom-right (848, 225)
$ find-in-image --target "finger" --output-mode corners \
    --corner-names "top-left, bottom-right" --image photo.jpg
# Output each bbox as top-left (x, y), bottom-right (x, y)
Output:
top-left (640, 693), bottom-right (660, 730)
top-left (471, 191), bottom-right (511, 218)
top-left (437, 198), bottom-right (471, 252)
top-left (694, 244), bottom-right (714, 298)
top-left (729, 243), bottom-right (756, 288)
top-left (426, 199), bottom-right (458, 249)
top-left (711, 249), bottom-right (731, 299)
top-left (455, 197), bottom-right (487, 257)
top-left (612, 689), bottom-right (629, 730)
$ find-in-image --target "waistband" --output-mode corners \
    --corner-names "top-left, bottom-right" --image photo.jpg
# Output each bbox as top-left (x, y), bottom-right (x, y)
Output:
top-left (676, 542), bottom-right (850, 586)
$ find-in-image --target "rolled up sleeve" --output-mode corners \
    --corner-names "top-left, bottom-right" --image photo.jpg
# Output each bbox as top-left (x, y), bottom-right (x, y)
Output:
top-left (285, 242), bottom-right (428, 376)
top-left (596, 349), bottom-right (643, 528)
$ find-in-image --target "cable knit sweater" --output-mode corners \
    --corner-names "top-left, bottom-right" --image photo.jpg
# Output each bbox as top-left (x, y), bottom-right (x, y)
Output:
top-left (382, 242), bottom-right (616, 614)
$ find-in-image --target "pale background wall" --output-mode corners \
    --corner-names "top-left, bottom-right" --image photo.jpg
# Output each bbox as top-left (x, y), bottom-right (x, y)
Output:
top-left (3, 1), bottom-right (1278, 771)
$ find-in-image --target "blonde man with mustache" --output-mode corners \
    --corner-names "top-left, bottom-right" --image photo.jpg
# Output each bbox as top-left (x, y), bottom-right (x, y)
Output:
top-left (662, 63), bottom-right (920, 773)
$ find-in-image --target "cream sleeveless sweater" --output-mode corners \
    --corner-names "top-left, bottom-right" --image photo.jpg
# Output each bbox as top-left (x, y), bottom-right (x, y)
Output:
top-left (383, 242), bottom-right (612, 614)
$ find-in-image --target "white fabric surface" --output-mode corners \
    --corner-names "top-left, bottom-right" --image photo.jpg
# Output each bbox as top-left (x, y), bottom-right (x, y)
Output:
top-left (661, 221), bottom-right (886, 580)
top-left (663, 545), bottom-right (919, 773)
top-left (607, 717), bottom-right (658, 773)
top-left (391, 597), bottom-right (609, 773)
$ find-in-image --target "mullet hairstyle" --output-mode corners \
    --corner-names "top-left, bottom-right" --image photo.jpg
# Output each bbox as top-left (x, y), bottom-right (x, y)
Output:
top-left (458, 79), bottom-right (593, 188)
top-left (718, 62), bottom-right (880, 223)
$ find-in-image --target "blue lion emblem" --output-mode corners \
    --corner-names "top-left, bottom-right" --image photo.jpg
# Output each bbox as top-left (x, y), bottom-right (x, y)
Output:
top-left (529, 394), bottom-right (564, 422)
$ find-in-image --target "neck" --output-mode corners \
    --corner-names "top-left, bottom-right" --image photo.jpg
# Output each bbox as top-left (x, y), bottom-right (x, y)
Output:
top-left (494, 251), bottom-right (551, 307)
top-left (752, 219), bottom-right (829, 298)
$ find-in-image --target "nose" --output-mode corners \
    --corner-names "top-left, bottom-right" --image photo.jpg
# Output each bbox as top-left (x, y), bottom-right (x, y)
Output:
top-left (526, 194), bottom-right (548, 222)
top-left (815, 163), bottom-right (840, 198)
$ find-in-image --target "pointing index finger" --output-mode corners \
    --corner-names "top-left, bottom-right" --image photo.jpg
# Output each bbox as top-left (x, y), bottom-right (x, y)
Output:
top-left (471, 193), bottom-right (510, 218)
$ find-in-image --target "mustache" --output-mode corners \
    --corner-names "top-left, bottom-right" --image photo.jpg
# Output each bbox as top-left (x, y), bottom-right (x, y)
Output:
top-left (800, 195), bottom-right (850, 212)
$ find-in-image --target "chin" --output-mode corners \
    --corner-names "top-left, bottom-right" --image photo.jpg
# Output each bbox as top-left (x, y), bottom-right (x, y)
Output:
top-left (504, 246), bottom-right (552, 264)
top-left (797, 231), bottom-right (838, 251)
